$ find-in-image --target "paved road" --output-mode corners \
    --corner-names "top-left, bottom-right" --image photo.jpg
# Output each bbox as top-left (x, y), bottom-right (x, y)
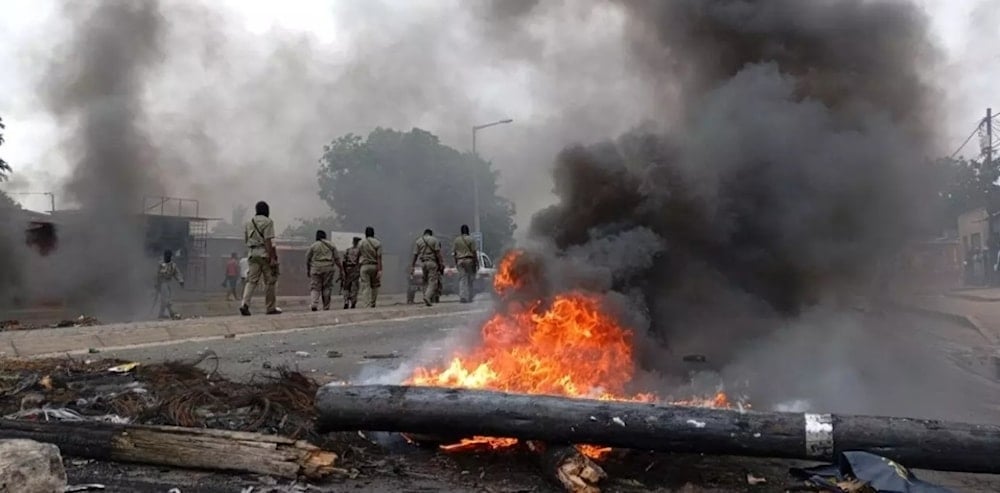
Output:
top-left (56, 305), bottom-right (1000, 492)
top-left (102, 309), bottom-right (492, 385)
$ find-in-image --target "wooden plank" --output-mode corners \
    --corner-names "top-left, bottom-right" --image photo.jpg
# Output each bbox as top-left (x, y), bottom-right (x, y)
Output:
top-left (0, 420), bottom-right (336, 479)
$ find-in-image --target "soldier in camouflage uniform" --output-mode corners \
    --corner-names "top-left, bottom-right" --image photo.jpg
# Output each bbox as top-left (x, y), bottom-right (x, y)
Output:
top-left (155, 249), bottom-right (185, 319)
top-left (358, 226), bottom-right (383, 308)
top-left (411, 229), bottom-right (444, 307)
top-left (306, 230), bottom-right (343, 311)
top-left (453, 224), bottom-right (479, 303)
top-left (341, 237), bottom-right (361, 309)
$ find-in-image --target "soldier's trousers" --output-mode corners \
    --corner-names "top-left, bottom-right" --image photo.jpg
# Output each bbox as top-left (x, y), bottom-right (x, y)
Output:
top-left (457, 258), bottom-right (477, 302)
top-left (157, 283), bottom-right (175, 318)
top-left (342, 271), bottom-right (359, 307)
top-left (421, 261), bottom-right (440, 305)
top-left (310, 268), bottom-right (336, 310)
top-left (359, 264), bottom-right (379, 308)
top-left (243, 257), bottom-right (278, 312)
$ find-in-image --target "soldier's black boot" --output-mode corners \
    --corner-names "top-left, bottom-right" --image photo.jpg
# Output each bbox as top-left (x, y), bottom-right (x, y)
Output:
top-left (239, 304), bottom-right (251, 316)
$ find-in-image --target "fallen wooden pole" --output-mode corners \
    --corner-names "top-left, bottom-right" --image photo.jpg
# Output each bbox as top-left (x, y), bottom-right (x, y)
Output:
top-left (315, 384), bottom-right (1000, 474)
top-left (0, 419), bottom-right (337, 479)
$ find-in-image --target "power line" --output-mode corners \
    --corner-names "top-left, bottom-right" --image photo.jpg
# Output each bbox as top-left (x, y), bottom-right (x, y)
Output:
top-left (952, 117), bottom-right (986, 159)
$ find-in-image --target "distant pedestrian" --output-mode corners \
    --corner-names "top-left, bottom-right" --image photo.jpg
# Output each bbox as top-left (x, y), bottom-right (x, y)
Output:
top-left (239, 254), bottom-right (249, 294)
top-left (358, 226), bottom-right (382, 308)
top-left (155, 249), bottom-right (185, 319)
top-left (306, 230), bottom-right (343, 311)
top-left (453, 224), bottom-right (479, 303)
top-left (412, 229), bottom-right (444, 307)
top-left (341, 237), bottom-right (361, 309)
top-left (223, 252), bottom-right (240, 301)
top-left (240, 201), bottom-right (281, 316)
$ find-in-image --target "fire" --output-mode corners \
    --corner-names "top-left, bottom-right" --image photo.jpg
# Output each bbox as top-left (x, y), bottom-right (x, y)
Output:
top-left (407, 250), bottom-right (731, 459)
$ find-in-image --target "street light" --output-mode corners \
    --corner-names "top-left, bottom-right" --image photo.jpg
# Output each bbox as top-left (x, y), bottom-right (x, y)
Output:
top-left (471, 119), bottom-right (513, 244)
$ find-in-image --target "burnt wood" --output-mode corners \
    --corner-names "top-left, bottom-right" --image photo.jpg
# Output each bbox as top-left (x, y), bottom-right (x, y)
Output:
top-left (0, 419), bottom-right (337, 478)
top-left (315, 384), bottom-right (1000, 473)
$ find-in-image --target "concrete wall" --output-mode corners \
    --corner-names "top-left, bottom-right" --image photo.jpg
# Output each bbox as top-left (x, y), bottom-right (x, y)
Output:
top-left (958, 207), bottom-right (989, 254)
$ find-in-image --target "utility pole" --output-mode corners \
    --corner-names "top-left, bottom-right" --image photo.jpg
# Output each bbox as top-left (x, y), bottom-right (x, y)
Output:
top-left (988, 108), bottom-right (993, 173)
top-left (470, 119), bottom-right (513, 251)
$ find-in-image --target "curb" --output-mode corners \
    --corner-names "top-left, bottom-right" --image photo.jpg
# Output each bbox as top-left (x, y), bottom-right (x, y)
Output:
top-left (0, 302), bottom-right (489, 359)
top-left (888, 300), bottom-right (996, 345)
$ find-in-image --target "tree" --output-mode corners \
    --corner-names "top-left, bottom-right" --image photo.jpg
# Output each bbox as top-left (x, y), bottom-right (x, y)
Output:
top-left (0, 116), bottom-right (9, 182)
top-left (317, 128), bottom-right (516, 258)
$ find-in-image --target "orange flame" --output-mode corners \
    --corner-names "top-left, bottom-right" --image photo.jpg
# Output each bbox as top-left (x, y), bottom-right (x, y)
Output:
top-left (407, 250), bottom-right (731, 459)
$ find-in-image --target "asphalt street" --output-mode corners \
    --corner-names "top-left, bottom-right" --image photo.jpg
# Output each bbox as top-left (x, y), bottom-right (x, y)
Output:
top-left (101, 309), bottom-right (493, 385)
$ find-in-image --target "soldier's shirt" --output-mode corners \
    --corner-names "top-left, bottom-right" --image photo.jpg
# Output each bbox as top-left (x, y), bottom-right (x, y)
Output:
top-left (245, 215), bottom-right (275, 259)
top-left (307, 240), bottom-right (339, 270)
top-left (343, 246), bottom-right (361, 268)
top-left (359, 237), bottom-right (382, 266)
top-left (453, 234), bottom-right (477, 260)
top-left (413, 235), bottom-right (441, 262)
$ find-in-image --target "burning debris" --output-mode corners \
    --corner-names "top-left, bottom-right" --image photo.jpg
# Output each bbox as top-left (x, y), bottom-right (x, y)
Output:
top-left (405, 250), bottom-right (735, 459)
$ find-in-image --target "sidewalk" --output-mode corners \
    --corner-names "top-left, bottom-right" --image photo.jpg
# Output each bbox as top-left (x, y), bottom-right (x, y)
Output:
top-left (896, 292), bottom-right (1000, 345)
top-left (0, 301), bottom-right (488, 359)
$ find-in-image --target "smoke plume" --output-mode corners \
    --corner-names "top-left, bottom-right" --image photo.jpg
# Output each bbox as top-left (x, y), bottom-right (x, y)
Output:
top-left (37, 0), bottom-right (166, 316)
top-left (521, 0), bottom-right (941, 369)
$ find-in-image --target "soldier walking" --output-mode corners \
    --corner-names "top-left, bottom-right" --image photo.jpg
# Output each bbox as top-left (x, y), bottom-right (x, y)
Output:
top-left (240, 201), bottom-right (281, 316)
top-left (453, 224), bottom-right (479, 303)
top-left (358, 226), bottom-right (383, 308)
top-left (412, 229), bottom-right (444, 306)
top-left (341, 237), bottom-right (361, 309)
top-left (306, 230), bottom-right (343, 311)
top-left (155, 249), bottom-right (185, 319)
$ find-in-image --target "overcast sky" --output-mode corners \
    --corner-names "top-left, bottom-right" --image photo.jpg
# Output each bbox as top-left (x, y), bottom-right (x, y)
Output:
top-left (0, 0), bottom-right (995, 221)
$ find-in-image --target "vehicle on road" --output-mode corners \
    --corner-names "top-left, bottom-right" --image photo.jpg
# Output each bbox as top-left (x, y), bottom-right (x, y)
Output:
top-left (407, 251), bottom-right (495, 303)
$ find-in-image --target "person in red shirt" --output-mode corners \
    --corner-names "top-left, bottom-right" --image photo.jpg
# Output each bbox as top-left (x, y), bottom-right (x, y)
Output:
top-left (223, 252), bottom-right (240, 301)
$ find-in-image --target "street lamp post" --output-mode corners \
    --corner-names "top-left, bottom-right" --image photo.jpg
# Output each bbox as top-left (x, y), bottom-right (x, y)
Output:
top-left (471, 119), bottom-right (513, 246)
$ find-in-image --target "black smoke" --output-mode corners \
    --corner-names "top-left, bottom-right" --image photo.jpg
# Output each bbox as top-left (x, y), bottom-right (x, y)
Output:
top-left (523, 0), bottom-right (940, 365)
top-left (38, 0), bottom-right (166, 316)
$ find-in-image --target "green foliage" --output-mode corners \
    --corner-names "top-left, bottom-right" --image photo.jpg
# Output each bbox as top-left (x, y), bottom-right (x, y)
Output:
top-left (929, 157), bottom-right (1000, 226)
top-left (0, 117), bottom-right (10, 182)
top-left (316, 127), bottom-right (516, 257)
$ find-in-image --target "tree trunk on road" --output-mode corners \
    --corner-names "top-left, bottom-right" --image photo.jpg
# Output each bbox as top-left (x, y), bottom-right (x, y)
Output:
top-left (0, 419), bottom-right (337, 479)
top-left (315, 384), bottom-right (1000, 474)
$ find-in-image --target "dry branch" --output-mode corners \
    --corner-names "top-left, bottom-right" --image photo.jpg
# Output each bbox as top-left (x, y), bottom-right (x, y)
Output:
top-left (0, 419), bottom-right (336, 479)
top-left (315, 384), bottom-right (1000, 474)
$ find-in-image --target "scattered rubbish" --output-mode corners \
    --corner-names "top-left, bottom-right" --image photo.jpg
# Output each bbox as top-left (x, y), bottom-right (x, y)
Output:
top-left (262, 362), bottom-right (273, 369)
top-left (294, 351), bottom-right (311, 358)
top-left (612, 417), bottom-right (626, 427)
top-left (224, 333), bottom-right (236, 339)
top-left (54, 316), bottom-right (100, 329)
top-left (682, 354), bottom-right (707, 363)
top-left (107, 362), bottom-right (139, 374)
top-left (362, 352), bottom-right (400, 360)
top-left (326, 350), bottom-right (342, 358)
top-left (64, 484), bottom-right (106, 492)
top-left (168, 489), bottom-right (181, 493)
top-left (0, 319), bottom-right (22, 331)
top-left (686, 419), bottom-right (706, 428)
top-left (746, 473), bottom-right (766, 485)
top-left (6, 407), bottom-right (131, 424)
top-left (238, 358), bottom-right (253, 363)
top-left (88, 348), bottom-right (100, 354)
top-left (791, 451), bottom-right (952, 493)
